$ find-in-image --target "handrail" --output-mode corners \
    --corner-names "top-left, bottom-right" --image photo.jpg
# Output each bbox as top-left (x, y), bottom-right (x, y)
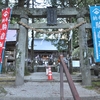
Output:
top-left (59, 55), bottom-right (81, 100)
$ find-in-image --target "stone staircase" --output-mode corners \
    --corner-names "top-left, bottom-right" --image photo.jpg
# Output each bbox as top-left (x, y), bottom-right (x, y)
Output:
top-left (0, 72), bottom-right (100, 100)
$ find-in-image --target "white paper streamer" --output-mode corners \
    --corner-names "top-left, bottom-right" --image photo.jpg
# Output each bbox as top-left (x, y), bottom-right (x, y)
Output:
top-left (40, 34), bottom-right (46, 45)
top-left (56, 33), bottom-right (61, 43)
top-left (69, 29), bottom-right (73, 41)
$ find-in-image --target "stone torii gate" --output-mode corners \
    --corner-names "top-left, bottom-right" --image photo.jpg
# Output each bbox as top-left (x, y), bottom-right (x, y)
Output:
top-left (8, 7), bottom-right (92, 86)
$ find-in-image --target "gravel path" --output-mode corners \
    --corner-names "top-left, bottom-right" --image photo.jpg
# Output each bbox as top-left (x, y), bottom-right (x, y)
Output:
top-left (0, 72), bottom-right (100, 100)
top-left (4, 82), bottom-right (100, 98)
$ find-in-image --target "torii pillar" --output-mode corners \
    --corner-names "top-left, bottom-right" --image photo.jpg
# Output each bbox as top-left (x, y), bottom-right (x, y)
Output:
top-left (15, 14), bottom-right (28, 86)
top-left (77, 17), bottom-right (91, 86)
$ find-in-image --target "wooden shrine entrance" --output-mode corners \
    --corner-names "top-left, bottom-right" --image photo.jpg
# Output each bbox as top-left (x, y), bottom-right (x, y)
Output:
top-left (8, 7), bottom-right (92, 86)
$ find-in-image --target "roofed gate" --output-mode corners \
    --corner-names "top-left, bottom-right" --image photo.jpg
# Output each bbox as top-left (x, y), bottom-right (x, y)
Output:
top-left (8, 7), bottom-right (91, 86)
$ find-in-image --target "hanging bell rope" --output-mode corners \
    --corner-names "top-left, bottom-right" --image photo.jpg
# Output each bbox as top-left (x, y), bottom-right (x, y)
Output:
top-left (18, 21), bottom-right (86, 34)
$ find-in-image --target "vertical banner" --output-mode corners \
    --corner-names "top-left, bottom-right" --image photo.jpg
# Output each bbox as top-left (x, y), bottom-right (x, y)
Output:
top-left (0, 24), bottom-right (2, 62)
top-left (89, 6), bottom-right (100, 62)
top-left (0, 8), bottom-right (11, 63)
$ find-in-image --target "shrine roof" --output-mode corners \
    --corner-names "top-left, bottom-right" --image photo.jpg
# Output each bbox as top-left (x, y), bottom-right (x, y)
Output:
top-left (6, 30), bottom-right (58, 51)
top-left (28, 38), bottom-right (58, 51)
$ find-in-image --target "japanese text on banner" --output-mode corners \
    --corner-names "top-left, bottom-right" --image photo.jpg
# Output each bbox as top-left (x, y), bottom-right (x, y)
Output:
top-left (0, 8), bottom-right (11, 62)
top-left (89, 6), bottom-right (100, 62)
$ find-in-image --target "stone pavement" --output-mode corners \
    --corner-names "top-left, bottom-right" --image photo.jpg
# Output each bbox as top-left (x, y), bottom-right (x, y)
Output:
top-left (24, 72), bottom-right (82, 82)
top-left (0, 72), bottom-right (100, 100)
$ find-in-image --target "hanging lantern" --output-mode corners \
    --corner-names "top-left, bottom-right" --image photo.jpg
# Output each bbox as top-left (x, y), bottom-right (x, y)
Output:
top-left (47, 7), bottom-right (57, 26)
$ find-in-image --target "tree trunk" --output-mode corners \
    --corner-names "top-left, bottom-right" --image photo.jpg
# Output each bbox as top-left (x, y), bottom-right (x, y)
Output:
top-left (31, 31), bottom-right (34, 71)
top-left (5, 0), bottom-right (8, 6)
top-left (68, 40), bottom-right (73, 74)
top-left (31, 0), bottom-right (35, 72)
top-left (18, 0), bottom-right (24, 7)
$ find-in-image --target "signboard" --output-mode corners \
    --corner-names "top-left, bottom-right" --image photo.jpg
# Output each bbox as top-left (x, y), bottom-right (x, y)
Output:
top-left (0, 8), bottom-right (11, 63)
top-left (47, 7), bottom-right (57, 26)
top-left (89, 6), bottom-right (100, 62)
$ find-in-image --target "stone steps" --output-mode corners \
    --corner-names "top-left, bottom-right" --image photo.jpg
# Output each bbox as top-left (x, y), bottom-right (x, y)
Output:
top-left (0, 96), bottom-right (100, 100)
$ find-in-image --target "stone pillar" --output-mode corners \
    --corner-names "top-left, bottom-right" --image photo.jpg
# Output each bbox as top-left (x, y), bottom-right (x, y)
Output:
top-left (15, 14), bottom-right (28, 86)
top-left (77, 17), bottom-right (91, 86)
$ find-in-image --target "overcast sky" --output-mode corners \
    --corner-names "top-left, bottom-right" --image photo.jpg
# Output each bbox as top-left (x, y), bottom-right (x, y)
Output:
top-left (9, 0), bottom-right (50, 8)
top-left (36, 0), bottom-right (44, 3)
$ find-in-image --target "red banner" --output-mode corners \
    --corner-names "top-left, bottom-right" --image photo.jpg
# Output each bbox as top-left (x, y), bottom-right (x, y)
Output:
top-left (0, 8), bottom-right (11, 62)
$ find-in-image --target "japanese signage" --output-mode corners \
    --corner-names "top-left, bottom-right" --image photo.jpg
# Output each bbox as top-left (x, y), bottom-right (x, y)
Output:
top-left (90, 6), bottom-right (100, 62)
top-left (0, 8), bottom-right (11, 62)
top-left (47, 7), bottom-right (57, 26)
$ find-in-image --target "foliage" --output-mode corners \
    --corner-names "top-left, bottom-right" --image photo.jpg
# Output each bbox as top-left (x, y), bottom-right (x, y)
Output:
top-left (85, 85), bottom-right (94, 90)
top-left (0, 86), bottom-right (7, 95)
top-left (45, 29), bottom-right (69, 52)
top-left (0, 0), bottom-right (99, 8)
top-left (0, 0), bottom-right (95, 52)
top-left (1, 66), bottom-right (6, 73)
top-left (72, 29), bottom-right (79, 48)
top-left (0, 0), bottom-right (98, 68)
top-left (92, 81), bottom-right (100, 87)
top-left (51, 39), bottom-right (68, 52)
top-left (45, 0), bottom-right (100, 8)
top-left (24, 67), bottom-right (30, 76)
top-left (72, 47), bottom-right (93, 58)
top-left (85, 81), bottom-right (100, 93)
top-left (0, 0), bottom-right (5, 5)
top-left (10, 17), bottom-right (19, 24)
